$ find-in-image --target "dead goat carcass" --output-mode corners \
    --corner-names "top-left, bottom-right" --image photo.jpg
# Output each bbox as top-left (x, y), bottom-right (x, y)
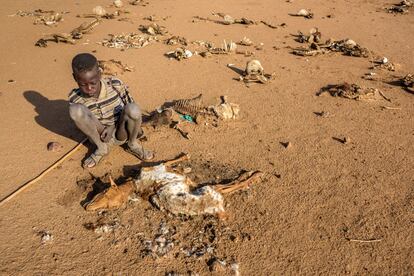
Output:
top-left (84, 154), bottom-right (263, 217)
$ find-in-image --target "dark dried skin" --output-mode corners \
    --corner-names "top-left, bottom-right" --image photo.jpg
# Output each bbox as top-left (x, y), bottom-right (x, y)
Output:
top-left (401, 74), bottom-right (414, 93)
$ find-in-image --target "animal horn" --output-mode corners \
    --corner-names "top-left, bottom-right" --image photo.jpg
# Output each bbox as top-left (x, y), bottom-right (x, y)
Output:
top-left (109, 175), bottom-right (117, 187)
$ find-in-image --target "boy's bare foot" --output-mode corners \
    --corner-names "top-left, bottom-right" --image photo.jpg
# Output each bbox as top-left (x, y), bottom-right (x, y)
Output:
top-left (125, 142), bottom-right (154, 161)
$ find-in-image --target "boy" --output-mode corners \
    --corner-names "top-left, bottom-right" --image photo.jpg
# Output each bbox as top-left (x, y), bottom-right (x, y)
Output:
top-left (69, 53), bottom-right (154, 168)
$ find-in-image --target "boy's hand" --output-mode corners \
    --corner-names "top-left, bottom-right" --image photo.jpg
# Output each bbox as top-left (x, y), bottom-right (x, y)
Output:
top-left (100, 125), bottom-right (115, 143)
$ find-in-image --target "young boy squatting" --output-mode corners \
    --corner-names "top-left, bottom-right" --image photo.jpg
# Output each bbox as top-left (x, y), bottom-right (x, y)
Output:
top-left (68, 53), bottom-right (154, 168)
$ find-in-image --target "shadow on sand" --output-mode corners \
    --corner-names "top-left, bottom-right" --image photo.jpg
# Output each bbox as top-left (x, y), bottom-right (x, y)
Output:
top-left (23, 90), bottom-right (84, 143)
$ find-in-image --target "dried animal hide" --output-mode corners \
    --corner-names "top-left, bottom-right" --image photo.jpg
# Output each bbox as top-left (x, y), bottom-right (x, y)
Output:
top-left (85, 176), bottom-right (135, 211)
top-left (135, 154), bottom-right (263, 217)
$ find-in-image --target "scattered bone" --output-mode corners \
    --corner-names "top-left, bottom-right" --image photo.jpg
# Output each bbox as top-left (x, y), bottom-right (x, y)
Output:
top-left (93, 6), bottom-right (107, 16)
top-left (318, 83), bottom-right (388, 101)
top-left (372, 57), bottom-right (396, 71)
top-left (290, 9), bottom-right (314, 19)
top-left (99, 59), bottom-right (134, 76)
top-left (165, 47), bottom-right (193, 60)
top-left (401, 74), bottom-right (414, 93)
top-left (235, 50), bottom-right (255, 57)
top-left (139, 23), bottom-right (168, 36)
top-left (172, 122), bottom-right (192, 140)
top-left (35, 18), bottom-right (100, 47)
top-left (143, 15), bottom-right (169, 21)
top-left (37, 230), bottom-right (53, 244)
top-left (292, 38), bottom-right (370, 58)
top-left (47, 141), bottom-right (63, 152)
top-left (84, 176), bottom-right (135, 211)
top-left (100, 33), bottom-right (156, 49)
top-left (212, 96), bottom-right (240, 120)
top-left (235, 59), bottom-right (275, 85)
top-left (204, 40), bottom-right (237, 55)
top-left (164, 36), bottom-right (188, 46)
top-left (11, 9), bottom-right (66, 26)
top-left (238, 37), bottom-right (253, 46)
top-left (294, 28), bottom-right (321, 43)
top-left (212, 12), bottom-right (256, 25)
top-left (387, 0), bottom-right (413, 13)
top-left (114, 0), bottom-right (124, 8)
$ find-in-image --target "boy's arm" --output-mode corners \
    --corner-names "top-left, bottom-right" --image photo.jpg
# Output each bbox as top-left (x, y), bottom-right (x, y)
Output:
top-left (110, 78), bottom-right (135, 104)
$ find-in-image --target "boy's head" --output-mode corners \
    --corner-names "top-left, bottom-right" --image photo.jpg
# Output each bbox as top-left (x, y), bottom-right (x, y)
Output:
top-left (72, 53), bottom-right (101, 97)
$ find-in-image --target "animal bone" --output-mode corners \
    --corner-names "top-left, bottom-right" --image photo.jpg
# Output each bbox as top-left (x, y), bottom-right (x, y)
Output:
top-left (114, 0), bottom-right (123, 8)
top-left (290, 9), bottom-right (314, 19)
top-left (99, 59), bottom-right (134, 75)
top-left (387, 0), bottom-right (413, 13)
top-left (401, 74), bottom-right (414, 93)
top-left (93, 6), bottom-right (107, 16)
top-left (212, 96), bottom-right (240, 120)
top-left (85, 176), bottom-right (135, 211)
top-left (318, 83), bottom-right (387, 101)
top-left (139, 23), bottom-right (168, 36)
top-left (165, 47), bottom-right (193, 60)
top-left (238, 37), bottom-right (253, 46)
top-left (164, 36), bottom-right (188, 46)
top-left (100, 33), bottom-right (156, 49)
top-left (246, 59), bottom-right (264, 75)
top-left (171, 94), bottom-right (205, 117)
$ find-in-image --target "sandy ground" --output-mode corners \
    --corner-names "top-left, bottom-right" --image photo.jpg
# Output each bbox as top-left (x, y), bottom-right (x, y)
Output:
top-left (0, 0), bottom-right (413, 274)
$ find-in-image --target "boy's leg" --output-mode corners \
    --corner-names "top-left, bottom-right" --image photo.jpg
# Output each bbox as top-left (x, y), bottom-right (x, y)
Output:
top-left (69, 103), bottom-right (109, 167)
top-left (115, 103), bottom-right (154, 160)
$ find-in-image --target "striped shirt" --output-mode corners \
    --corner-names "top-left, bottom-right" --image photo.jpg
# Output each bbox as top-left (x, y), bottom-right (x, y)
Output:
top-left (68, 77), bottom-right (134, 126)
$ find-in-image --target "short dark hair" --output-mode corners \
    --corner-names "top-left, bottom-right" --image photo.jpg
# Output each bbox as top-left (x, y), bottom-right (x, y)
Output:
top-left (72, 53), bottom-right (98, 74)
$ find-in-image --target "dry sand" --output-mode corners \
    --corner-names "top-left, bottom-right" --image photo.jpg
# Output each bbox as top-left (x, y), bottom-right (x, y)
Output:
top-left (0, 0), bottom-right (413, 274)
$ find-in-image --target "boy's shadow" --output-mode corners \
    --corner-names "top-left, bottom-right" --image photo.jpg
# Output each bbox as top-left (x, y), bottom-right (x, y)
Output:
top-left (23, 90), bottom-right (83, 142)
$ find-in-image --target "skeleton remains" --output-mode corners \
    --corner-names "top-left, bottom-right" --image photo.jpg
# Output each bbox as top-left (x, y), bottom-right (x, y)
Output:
top-left (317, 83), bottom-right (390, 101)
top-left (386, 0), bottom-right (413, 13)
top-left (292, 38), bottom-right (370, 58)
top-left (100, 33), bottom-right (157, 49)
top-left (401, 74), bottom-right (414, 93)
top-left (12, 9), bottom-right (66, 26)
top-left (84, 154), bottom-right (263, 217)
top-left (236, 60), bottom-right (275, 84)
top-left (35, 18), bottom-right (100, 47)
